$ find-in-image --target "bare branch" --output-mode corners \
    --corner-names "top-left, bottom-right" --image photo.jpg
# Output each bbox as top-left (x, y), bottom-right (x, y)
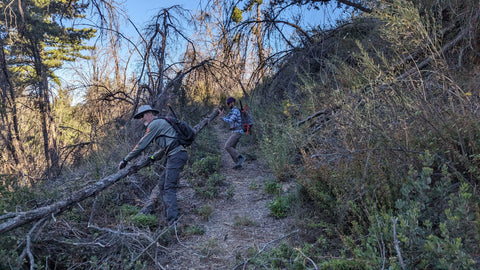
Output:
top-left (392, 217), bottom-right (406, 270)
top-left (295, 109), bottom-right (331, 126)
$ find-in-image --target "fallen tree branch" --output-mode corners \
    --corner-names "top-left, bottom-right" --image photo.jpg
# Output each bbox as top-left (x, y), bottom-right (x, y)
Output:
top-left (295, 109), bottom-right (330, 126)
top-left (0, 108), bottom-right (220, 234)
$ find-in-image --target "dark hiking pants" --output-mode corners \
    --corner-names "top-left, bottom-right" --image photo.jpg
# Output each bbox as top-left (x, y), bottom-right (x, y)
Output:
top-left (159, 150), bottom-right (188, 223)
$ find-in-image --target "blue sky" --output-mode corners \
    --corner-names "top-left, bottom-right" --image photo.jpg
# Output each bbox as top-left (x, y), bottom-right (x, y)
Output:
top-left (124, 0), bottom-right (199, 29)
top-left (123, 0), bottom-right (344, 33)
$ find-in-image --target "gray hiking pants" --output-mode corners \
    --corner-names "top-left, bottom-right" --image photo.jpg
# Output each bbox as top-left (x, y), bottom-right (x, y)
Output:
top-left (224, 132), bottom-right (242, 163)
top-left (158, 150), bottom-right (188, 223)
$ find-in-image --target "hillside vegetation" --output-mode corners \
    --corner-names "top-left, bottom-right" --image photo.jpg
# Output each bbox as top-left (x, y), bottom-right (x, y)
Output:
top-left (1, 0), bottom-right (480, 269)
top-left (249, 0), bottom-right (480, 268)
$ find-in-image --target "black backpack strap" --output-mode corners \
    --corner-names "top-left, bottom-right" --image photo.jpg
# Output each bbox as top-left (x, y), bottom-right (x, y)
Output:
top-left (152, 118), bottom-right (180, 152)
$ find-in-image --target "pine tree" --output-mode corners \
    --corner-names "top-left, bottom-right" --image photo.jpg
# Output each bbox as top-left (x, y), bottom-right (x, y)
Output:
top-left (0, 0), bottom-right (96, 178)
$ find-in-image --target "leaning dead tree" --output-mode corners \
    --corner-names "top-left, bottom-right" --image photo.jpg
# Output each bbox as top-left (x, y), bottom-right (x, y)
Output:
top-left (0, 108), bottom-right (220, 234)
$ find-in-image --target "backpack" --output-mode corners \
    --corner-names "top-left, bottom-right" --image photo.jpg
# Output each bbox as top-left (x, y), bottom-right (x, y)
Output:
top-left (161, 116), bottom-right (196, 147)
top-left (239, 100), bottom-right (254, 134)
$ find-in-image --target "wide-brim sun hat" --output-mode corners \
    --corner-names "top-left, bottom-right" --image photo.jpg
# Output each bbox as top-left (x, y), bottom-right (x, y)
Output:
top-left (133, 105), bottom-right (160, 119)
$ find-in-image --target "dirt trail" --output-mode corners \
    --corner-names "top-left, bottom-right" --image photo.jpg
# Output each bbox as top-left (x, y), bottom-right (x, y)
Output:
top-left (163, 121), bottom-right (296, 269)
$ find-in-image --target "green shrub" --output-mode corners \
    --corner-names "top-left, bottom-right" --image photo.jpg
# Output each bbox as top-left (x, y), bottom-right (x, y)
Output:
top-left (0, 175), bottom-right (39, 213)
top-left (185, 224), bottom-right (206, 235)
top-left (0, 235), bottom-right (20, 269)
top-left (131, 214), bottom-right (157, 227)
top-left (247, 242), bottom-right (306, 269)
top-left (249, 179), bottom-right (260, 190)
top-left (319, 259), bottom-right (367, 270)
top-left (191, 155), bottom-right (221, 177)
top-left (195, 205), bottom-right (214, 220)
top-left (192, 173), bottom-right (225, 199)
top-left (264, 178), bottom-right (282, 195)
top-left (187, 125), bottom-right (221, 163)
top-left (259, 124), bottom-right (298, 181)
top-left (267, 195), bottom-right (291, 218)
top-left (119, 204), bottom-right (139, 216)
top-left (226, 185), bottom-right (235, 199)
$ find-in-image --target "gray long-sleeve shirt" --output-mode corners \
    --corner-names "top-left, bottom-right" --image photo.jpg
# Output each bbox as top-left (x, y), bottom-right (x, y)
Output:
top-left (124, 117), bottom-right (184, 162)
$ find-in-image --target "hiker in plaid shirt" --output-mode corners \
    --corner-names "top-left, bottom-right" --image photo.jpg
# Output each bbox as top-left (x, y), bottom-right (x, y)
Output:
top-left (219, 97), bottom-right (246, 169)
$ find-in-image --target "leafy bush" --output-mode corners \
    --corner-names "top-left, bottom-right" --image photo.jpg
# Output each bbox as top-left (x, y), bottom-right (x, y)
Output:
top-left (319, 259), bottom-right (367, 270)
top-left (119, 204), bottom-right (139, 216)
top-left (191, 173), bottom-right (225, 199)
top-left (264, 178), bottom-right (282, 195)
top-left (191, 155), bottom-right (221, 177)
top-left (259, 123), bottom-right (298, 181)
top-left (0, 235), bottom-right (20, 269)
top-left (0, 175), bottom-right (42, 213)
top-left (188, 125), bottom-right (221, 167)
top-left (267, 195), bottom-right (291, 218)
top-left (131, 214), bottom-right (158, 228)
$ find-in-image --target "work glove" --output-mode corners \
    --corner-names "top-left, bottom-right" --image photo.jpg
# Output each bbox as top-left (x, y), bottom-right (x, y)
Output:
top-left (118, 159), bottom-right (128, 170)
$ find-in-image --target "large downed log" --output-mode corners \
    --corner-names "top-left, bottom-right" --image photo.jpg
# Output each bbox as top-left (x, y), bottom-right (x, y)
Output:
top-left (0, 108), bottom-right (219, 234)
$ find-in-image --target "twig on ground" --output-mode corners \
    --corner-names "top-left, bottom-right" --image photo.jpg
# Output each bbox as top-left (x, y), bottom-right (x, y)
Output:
top-left (295, 247), bottom-right (318, 270)
top-left (17, 218), bottom-right (47, 270)
top-left (172, 216), bottom-right (208, 259)
top-left (131, 226), bottom-right (170, 265)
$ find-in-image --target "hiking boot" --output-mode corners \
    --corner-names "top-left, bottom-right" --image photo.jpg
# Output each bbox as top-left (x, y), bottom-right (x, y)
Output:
top-left (236, 155), bottom-right (246, 166)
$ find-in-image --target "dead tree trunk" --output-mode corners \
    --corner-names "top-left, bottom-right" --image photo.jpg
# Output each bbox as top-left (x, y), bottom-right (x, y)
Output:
top-left (0, 108), bottom-right (220, 234)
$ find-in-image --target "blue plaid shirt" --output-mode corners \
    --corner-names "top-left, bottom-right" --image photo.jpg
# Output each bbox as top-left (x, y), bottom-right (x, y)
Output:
top-left (222, 106), bottom-right (243, 133)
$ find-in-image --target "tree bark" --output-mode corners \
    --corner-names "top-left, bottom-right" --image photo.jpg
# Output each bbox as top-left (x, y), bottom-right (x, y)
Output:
top-left (0, 108), bottom-right (220, 234)
top-left (29, 36), bottom-right (60, 177)
top-left (0, 38), bottom-right (21, 168)
top-left (255, 2), bottom-right (266, 79)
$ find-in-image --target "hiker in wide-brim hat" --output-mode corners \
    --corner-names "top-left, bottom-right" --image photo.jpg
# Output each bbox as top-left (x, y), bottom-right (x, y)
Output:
top-left (118, 104), bottom-right (187, 226)
top-left (133, 105), bottom-right (160, 119)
